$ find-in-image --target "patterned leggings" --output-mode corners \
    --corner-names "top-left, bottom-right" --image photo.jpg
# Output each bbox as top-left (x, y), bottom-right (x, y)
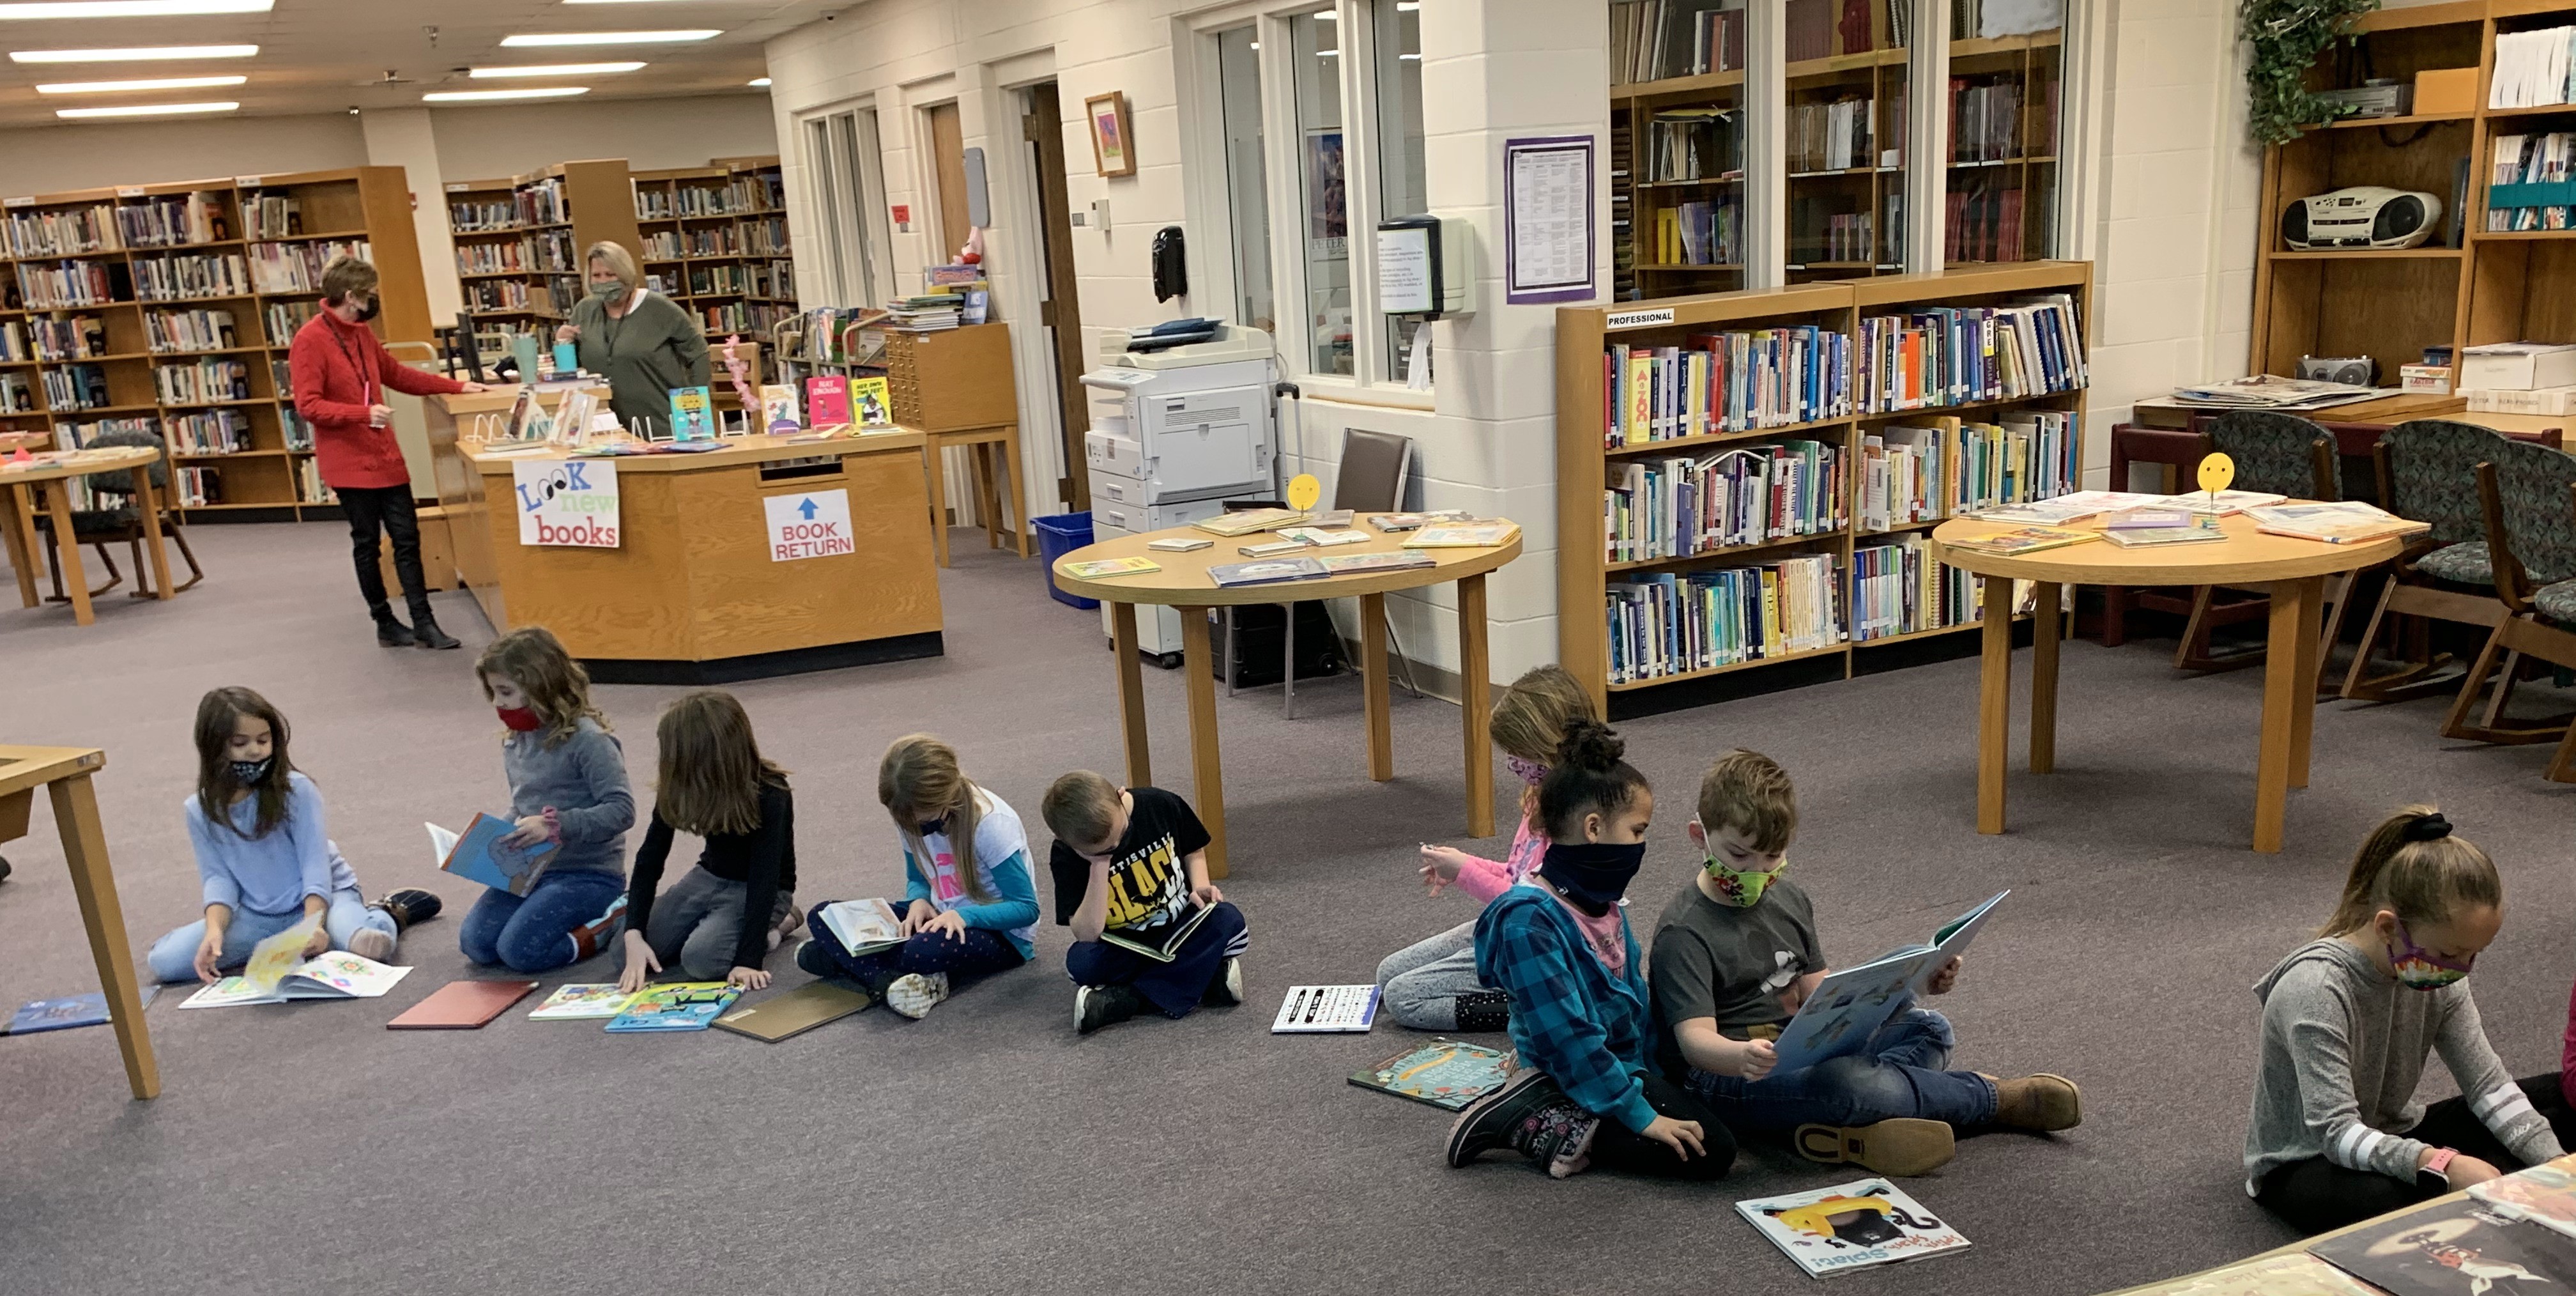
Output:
top-left (802, 907), bottom-right (1027, 989)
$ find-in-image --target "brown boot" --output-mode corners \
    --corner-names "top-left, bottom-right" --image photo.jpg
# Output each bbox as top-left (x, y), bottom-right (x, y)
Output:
top-left (1986, 1073), bottom-right (2082, 1132)
top-left (1795, 1118), bottom-right (1956, 1175)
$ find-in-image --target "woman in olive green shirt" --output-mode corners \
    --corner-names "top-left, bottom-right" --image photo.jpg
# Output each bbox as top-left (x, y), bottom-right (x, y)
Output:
top-left (555, 240), bottom-right (709, 438)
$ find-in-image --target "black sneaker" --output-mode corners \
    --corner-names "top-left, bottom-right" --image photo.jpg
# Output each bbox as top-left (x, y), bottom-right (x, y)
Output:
top-left (371, 887), bottom-right (443, 930)
top-left (1200, 957), bottom-right (1244, 1007)
top-left (1445, 1070), bottom-right (1571, 1169)
top-left (1075, 984), bottom-right (1143, 1035)
top-left (795, 939), bottom-right (839, 979)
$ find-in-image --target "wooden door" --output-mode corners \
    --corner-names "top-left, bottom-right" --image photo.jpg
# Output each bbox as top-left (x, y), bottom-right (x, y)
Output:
top-left (1023, 81), bottom-right (1091, 509)
top-left (926, 103), bottom-right (971, 264)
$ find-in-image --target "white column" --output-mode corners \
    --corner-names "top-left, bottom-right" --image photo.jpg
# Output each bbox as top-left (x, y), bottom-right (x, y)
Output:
top-left (1906, 0), bottom-right (1952, 272)
top-left (359, 108), bottom-right (464, 326)
top-left (1742, 0), bottom-right (1788, 289)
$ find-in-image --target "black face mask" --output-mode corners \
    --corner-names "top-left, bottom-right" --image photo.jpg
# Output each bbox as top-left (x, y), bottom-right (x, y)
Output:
top-left (1537, 840), bottom-right (1646, 917)
top-left (339, 295), bottom-right (379, 323)
top-left (916, 816), bottom-right (947, 837)
top-left (230, 757), bottom-right (272, 785)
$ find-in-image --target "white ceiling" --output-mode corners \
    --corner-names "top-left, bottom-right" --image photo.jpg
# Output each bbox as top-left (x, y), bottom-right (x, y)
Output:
top-left (0, 0), bottom-right (831, 129)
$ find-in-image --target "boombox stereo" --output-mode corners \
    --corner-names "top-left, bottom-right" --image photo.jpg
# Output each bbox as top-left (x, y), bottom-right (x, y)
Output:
top-left (2297, 355), bottom-right (2376, 387)
top-left (2281, 186), bottom-right (2444, 251)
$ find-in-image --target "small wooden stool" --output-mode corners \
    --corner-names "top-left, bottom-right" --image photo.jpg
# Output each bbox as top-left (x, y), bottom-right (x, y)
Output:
top-left (921, 424), bottom-right (1030, 567)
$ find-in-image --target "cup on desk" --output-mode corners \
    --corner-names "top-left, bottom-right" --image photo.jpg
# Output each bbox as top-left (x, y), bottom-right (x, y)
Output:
top-left (552, 342), bottom-right (578, 376)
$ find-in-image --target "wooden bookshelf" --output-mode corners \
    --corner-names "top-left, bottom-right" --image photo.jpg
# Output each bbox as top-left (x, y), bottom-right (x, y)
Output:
top-left (0, 165), bottom-right (431, 521)
top-left (1553, 260), bottom-right (2094, 715)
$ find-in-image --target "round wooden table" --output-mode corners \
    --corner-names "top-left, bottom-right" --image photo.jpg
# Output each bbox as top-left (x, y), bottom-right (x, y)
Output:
top-left (1054, 523), bottom-right (1524, 876)
top-left (0, 445), bottom-right (175, 627)
top-left (1932, 511), bottom-right (2405, 853)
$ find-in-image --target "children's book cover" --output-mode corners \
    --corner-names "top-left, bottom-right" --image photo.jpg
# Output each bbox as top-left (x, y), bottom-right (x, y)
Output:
top-left (757, 383), bottom-right (801, 434)
top-left (667, 385), bottom-right (716, 441)
top-left (528, 984), bottom-right (642, 1020)
top-left (852, 376), bottom-right (893, 427)
top-left (1062, 556), bottom-right (1162, 579)
top-left (6, 990), bottom-right (143, 1035)
top-left (2312, 1198), bottom-right (2576, 1296)
top-left (2121, 1254), bottom-right (2382, 1295)
top-left (428, 815), bottom-right (556, 897)
top-left (806, 374), bottom-right (851, 427)
top-left (2478, 1157), bottom-right (2576, 1242)
top-left (1317, 550), bottom-right (1436, 575)
top-left (816, 899), bottom-right (904, 957)
top-left (1402, 521), bottom-right (1522, 549)
top-left (1271, 984), bottom-right (1380, 1033)
top-left (1769, 891), bottom-right (2006, 1071)
top-left (1735, 1179), bottom-right (1970, 1278)
top-left (179, 950), bottom-right (411, 1008)
top-left (1348, 1040), bottom-right (1515, 1110)
top-left (604, 982), bottom-right (741, 1033)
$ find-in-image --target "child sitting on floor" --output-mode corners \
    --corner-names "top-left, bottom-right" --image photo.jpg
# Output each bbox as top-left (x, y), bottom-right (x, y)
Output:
top-left (1376, 664), bottom-right (1593, 1032)
top-left (148, 686), bottom-right (438, 982)
top-left (615, 690), bottom-right (801, 993)
top-left (1650, 749), bottom-right (2080, 1177)
top-left (1039, 772), bottom-right (1247, 1035)
top-left (2249, 806), bottom-right (2576, 1234)
top-left (1445, 719), bottom-right (1735, 1181)
top-left (797, 734), bottom-right (1037, 1019)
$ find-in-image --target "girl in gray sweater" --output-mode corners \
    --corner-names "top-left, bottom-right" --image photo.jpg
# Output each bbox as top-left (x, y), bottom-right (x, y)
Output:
top-left (2246, 806), bottom-right (2575, 1234)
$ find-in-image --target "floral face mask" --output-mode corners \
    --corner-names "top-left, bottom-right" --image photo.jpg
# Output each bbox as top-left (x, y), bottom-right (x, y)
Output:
top-left (2390, 920), bottom-right (2474, 991)
top-left (1506, 755), bottom-right (1548, 787)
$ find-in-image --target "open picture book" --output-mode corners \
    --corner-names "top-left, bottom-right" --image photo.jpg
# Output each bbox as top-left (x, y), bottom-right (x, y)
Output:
top-left (427, 814), bottom-right (556, 897)
top-left (1101, 902), bottom-right (1219, 963)
top-left (815, 898), bottom-right (905, 957)
top-left (1768, 891), bottom-right (2007, 1071)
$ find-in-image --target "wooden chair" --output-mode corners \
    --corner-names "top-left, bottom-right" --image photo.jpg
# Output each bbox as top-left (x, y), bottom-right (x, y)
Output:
top-left (36, 429), bottom-right (203, 602)
top-left (2165, 410), bottom-right (2343, 672)
top-left (2437, 439), bottom-right (2576, 776)
top-left (2343, 419), bottom-right (2517, 700)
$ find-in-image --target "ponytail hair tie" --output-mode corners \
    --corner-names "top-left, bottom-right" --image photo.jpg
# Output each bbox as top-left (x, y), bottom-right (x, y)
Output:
top-left (2402, 812), bottom-right (2453, 843)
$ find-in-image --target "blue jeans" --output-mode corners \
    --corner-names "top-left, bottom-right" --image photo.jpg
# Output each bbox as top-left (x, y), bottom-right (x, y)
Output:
top-left (1065, 900), bottom-right (1248, 1017)
top-left (147, 888), bottom-right (392, 983)
top-left (459, 868), bottom-right (624, 974)
top-left (1688, 1007), bottom-right (1998, 1130)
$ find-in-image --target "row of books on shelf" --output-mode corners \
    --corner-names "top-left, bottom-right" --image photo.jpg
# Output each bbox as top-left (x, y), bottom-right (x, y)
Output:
top-left (2490, 132), bottom-right (2576, 231)
top-left (0, 371), bottom-right (29, 413)
top-left (1784, 0), bottom-right (1893, 63)
top-left (1650, 197), bottom-right (1742, 266)
top-left (687, 263), bottom-right (755, 295)
top-left (264, 300), bottom-right (317, 341)
top-left (782, 306), bottom-right (889, 366)
top-left (28, 314), bottom-right (104, 361)
top-left (119, 193), bottom-right (226, 248)
top-left (1602, 326), bottom-right (1854, 446)
top-left (2492, 25), bottom-right (2576, 110)
top-left (747, 259), bottom-right (792, 298)
top-left (178, 465), bottom-right (222, 507)
top-left (249, 240), bottom-right (368, 295)
top-left (639, 230), bottom-right (684, 261)
top-left (1947, 77), bottom-right (2030, 164)
top-left (146, 307), bottom-right (241, 354)
top-left (528, 228), bottom-right (579, 274)
top-left (40, 364), bottom-right (108, 412)
top-left (0, 318), bottom-right (25, 362)
top-left (167, 408), bottom-right (252, 455)
top-left (1645, 107), bottom-right (1740, 183)
top-left (1606, 553), bottom-right (1844, 683)
top-left (1791, 207), bottom-right (1878, 264)
top-left (1855, 293), bottom-right (2085, 412)
top-left (698, 301), bottom-right (791, 336)
top-left (242, 194), bottom-right (303, 240)
top-left (1788, 95), bottom-right (1888, 174)
top-left (1606, 438), bottom-right (1846, 562)
top-left (153, 357), bottom-right (252, 406)
top-left (456, 242), bottom-right (526, 275)
top-left (20, 259), bottom-right (124, 309)
top-left (744, 215), bottom-right (788, 256)
top-left (1946, 181), bottom-right (2037, 263)
top-left (1850, 534), bottom-right (1982, 641)
top-left (1857, 412), bottom-right (2080, 525)
top-left (464, 278), bottom-right (533, 313)
top-left (678, 227), bottom-right (742, 258)
top-left (448, 197), bottom-right (515, 233)
top-left (4, 206), bottom-right (117, 258)
top-left (516, 178), bottom-right (569, 228)
top-left (54, 416), bottom-right (153, 451)
top-left (1611, 0), bottom-right (1741, 84)
top-left (132, 252), bottom-right (248, 302)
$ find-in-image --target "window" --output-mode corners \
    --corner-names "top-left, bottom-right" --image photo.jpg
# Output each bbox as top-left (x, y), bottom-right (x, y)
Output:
top-left (801, 106), bottom-right (887, 305)
top-left (1291, 9), bottom-right (1351, 376)
top-left (1216, 26), bottom-right (1275, 334)
top-left (1370, 0), bottom-right (1429, 382)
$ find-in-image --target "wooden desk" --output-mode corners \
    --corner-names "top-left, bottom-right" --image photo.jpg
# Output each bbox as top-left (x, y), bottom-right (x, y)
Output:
top-left (923, 424), bottom-right (1030, 567)
top-left (1934, 514), bottom-right (2404, 852)
top-left (0, 446), bottom-right (176, 627)
top-left (1053, 525), bottom-right (1523, 877)
top-left (0, 744), bottom-right (158, 1099)
top-left (428, 389), bottom-right (945, 684)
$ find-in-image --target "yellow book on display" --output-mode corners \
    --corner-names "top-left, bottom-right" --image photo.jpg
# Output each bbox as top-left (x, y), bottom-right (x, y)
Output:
top-left (1625, 348), bottom-right (1652, 445)
top-left (1062, 556), bottom-right (1162, 578)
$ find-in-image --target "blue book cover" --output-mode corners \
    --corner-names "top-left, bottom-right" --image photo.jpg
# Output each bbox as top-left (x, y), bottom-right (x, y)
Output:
top-left (6, 991), bottom-right (116, 1035)
top-left (429, 814), bottom-right (557, 897)
top-left (604, 982), bottom-right (740, 1033)
top-left (667, 385), bottom-right (715, 442)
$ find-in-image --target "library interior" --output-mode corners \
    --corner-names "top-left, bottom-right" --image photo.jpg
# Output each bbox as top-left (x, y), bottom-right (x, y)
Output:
top-left (12, 1), bottom-right (2576, 1293)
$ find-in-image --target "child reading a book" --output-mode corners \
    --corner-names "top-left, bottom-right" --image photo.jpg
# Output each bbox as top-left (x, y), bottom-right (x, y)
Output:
top-left (615, 690), bottom-right (799, 992)
top-left (1041, 772), bottom-right (1248, 1035)
top-left (1650, 750), bottom-right (2079, 1178)
top-left (1376, 664), bottom-right (1592, 1032)
top-left (2248, 806), bottom-right (2576, 1233)
top-left (146, 688), bottom-right (440, 982)
top-left (796, 734), bottom-right (1037, 1018)
top-left (458, 628), bottom-right (636, 975)
top-left (1445, 720), bottom-right (1735, 1182)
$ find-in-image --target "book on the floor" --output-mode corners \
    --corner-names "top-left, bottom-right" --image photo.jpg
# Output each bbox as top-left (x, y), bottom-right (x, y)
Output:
top-left (1941, 525), bottom-right (2097, 556)
top-left (2247, 501), bottom-right (2432, 545)
top-left (712, 981), bottom-right (872, 1042)
top-left (1317, 550), bottom-right (1436, 575)
top-left (5, 989), bottom-right (143, 1035)
top-left (427, 815), bottom-right (555, 897)
top-left (1404, 521), bottom-right (1521, 549)
top-left (1193, 507), bottom-right (1307, 537)
top-left (527, 983), bottom-right (641, 1020)
top-left (1348, 1039), bottom-right (1517, 1110)
top-left (1271, 984), bottom-right (1381, 1033)
top-left (2119, 1254), bottom-right (2386, 1295)
top-left (604, 982), bottom-right (740, 1032)
top-left (1736, 1178), bottom-right (1970, 1278)
top-left (2181, 488), bottom-right (2292, 517)
top-left (2310, 1196), bottom-right (2576, 1296)
top-left (1208, 557), bottom-right (1328, 587)
top-left (1771, 891), bottom-right (2008, 1071)
top-left (386, 979), bottom-right (539, 1030)
top-left (1100, 902), bottom-right (1219, 963)
top-left (2474, 1154), bottom-right (2576, 1242)
top-left (815, 898), bottom-right (905, 957)
top-left (2104, 523), bottom-right (2228, 548)
top-left (1061, 555), bottom-right (1162, 578)
top-left (178, 952), bottom-right (413, 1008)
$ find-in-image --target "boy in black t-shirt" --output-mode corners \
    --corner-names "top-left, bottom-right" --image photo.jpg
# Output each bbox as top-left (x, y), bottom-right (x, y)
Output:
top-left (1040, 771), bottom-right (1250, 1035)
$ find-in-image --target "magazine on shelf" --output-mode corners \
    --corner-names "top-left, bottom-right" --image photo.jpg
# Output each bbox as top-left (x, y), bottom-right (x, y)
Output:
top-left (1769, 891), bottom-right (2007, 1072)
top-left (1735, 1178), bottom-right (1971, 1277)
top-left (1347, 1039), bottom-right (1516, 1110)
top-left (1271, 985), bottom-right (1381, 1033)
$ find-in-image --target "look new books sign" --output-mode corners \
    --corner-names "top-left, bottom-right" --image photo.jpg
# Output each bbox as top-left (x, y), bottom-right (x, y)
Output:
top-left (514, 458), bottom-right (620, 548)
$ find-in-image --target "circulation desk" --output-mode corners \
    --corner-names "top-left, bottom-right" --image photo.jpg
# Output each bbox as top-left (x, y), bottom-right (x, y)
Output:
top-left (427, 389), bottom-right (942, 683)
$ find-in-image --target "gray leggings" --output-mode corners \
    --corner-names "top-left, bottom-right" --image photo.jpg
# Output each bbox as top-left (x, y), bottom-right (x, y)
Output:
top-left (1374, 920), bottom-right (1496, 1031)
top-left (614, 865), bottom-right (794, 981)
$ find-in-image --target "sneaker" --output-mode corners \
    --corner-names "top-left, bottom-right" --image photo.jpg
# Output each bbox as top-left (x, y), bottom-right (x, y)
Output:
top-left (347, 927), bottom-right (397, 963)
top-left (569, 894), bottom-right (627, 962)
top-left (1989, 1073), bottom-right (2082, 1132)
top-left (885, 971), bottom-right (950, 1020)
top-left (371, 887), bottom-right (443, 930)
top-left (795, 939), bottom-right (840, 980)
top-left (1447, 1070), bottom-right (1575, 1168)
top-left (1201, 957), bottom-right (1245, 1007)
top-left (1075, 983), bottom-right (1143, 1035)
top-left (1795, 1119), bottom-right (1956, 1176)
top-left (768, 900), bottom-right (804, 953)
top-left (1546, 1118), bottom-right (1602, 1179)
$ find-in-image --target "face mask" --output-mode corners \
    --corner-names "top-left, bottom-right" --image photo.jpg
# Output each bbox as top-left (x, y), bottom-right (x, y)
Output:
top-left (916, 815), bottom-right (948, 837)
top-left (229, 757), bottom-right (272, 785)
top-left (1537, 840), bottom-right (1646, 917)
top-left (1705, 854), bottom-right (1788, 908)
top-left (590, 279), bottom-right (627, 302)
top-left (1506, 755), bottom-right (1549, 787)
top-left (496, 706), bottom-right (543, 732)
top-left (2390, 920), bottom-right (2474, 991)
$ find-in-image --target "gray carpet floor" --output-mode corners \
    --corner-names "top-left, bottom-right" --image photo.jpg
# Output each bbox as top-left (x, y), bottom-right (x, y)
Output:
top-left (3, 523), bottom-right (2572, 1296)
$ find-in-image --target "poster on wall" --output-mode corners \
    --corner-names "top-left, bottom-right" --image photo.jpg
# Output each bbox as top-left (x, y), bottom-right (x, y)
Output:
top-left (1305, 129), bottom-right (1347, 256)
top-left (513, 459), bottom-right (621, 548)
top-left (1504, 135), bottom-right (1597, 305)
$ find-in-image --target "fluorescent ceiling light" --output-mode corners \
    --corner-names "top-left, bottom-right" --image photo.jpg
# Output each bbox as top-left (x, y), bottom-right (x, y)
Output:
top-left (38, 72), bottom-right (241, 92)
top-left (1317, 49), bottom-right (1338, 57)
top-left (747, 76), bottom-right (769, 86)
top-left (424, 86), bottom-right (590, 102)
top-left (56, 99), bottom-right (236, 118)
top-left (500, 29), bottom-right (719, 47)
top-left (10, 43), bottom-right (256, 63)
top-left (0, 0), bottom-right (269, 17)
top-left (470, 61), bottom-right (642, 78)
top-left (1311, 9), bottom-right (1335, 19)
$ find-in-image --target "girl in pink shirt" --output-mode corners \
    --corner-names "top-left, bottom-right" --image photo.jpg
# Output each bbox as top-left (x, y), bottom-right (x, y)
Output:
top-left (1375, 665), bottom-right (1597, 1031)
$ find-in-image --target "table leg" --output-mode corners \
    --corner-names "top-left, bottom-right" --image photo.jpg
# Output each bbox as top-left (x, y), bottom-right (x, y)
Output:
top-left (1110, 601), bottom-right (1151, 787)
top-left (132, 470), bottom-right (174, 600)
top-left (1000, 428), bottom-right (1032, 557)
top-left (924, 440), bottom-right (951, 569)
top-left (1361, 591), bottom-right (1393, 782)
top-left (50, 774), bottom-right (160, 1100)
top-left (42, 480), bottom-right (95, 626)
top-left (1977, 574), bottom-right (2014, 835)
top-left (1177, 605), bottom-right (1229, 878)
top-left (2030, 581), bottom-right (2062, 775)
top-left (974, 442), bottom-right (1003, 552)
top-left (1459, 573), bottom-right (1495, 839)
top-left (0, 482), bottom-right (38, 608)
top-left (2291, 575), bottom-right (2324, 790)
top-left (2253, 577), bottom-right (2315, 854)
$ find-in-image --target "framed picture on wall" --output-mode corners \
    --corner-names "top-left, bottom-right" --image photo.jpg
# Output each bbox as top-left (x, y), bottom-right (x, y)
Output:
top-left (1085, 91), bottom-right (1136, 178)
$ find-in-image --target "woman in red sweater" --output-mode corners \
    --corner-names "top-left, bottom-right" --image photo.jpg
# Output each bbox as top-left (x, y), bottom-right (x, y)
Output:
top-left (290, 256), bottom-right (484, 649)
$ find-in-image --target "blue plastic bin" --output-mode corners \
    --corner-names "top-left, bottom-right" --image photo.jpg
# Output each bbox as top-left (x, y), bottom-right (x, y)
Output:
top-left (1034, 512), bottom-right (1099, 610)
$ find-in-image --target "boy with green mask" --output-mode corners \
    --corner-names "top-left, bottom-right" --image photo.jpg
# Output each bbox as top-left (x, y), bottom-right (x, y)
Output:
top-left (1647, 749), bottom-right (2081, 1176)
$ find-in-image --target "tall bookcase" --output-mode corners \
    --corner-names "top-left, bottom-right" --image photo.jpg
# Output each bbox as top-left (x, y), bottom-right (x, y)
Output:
top-left (632, 154), bottom-right (792, 342)
top-left (1554, 260), bottom-right (2093, 716)
top-left (2250, 0), bottom-right (2576, 389)
top-left (0, 165), bottom-right (431, 521)
top-left (440, 158), bottom-right (641, 344)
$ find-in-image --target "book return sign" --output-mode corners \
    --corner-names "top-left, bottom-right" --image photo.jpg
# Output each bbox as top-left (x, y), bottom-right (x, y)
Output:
top-left (764, 490), bottom-right (854, 562)
top-left (513, 459), bottom-right (620, 548)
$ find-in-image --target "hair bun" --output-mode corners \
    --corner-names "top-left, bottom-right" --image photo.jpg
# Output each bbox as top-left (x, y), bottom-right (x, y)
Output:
top-left (2402, 812), bottom-right (2454, 843)
top-left (1554, 716), bottom-right (1625, 772)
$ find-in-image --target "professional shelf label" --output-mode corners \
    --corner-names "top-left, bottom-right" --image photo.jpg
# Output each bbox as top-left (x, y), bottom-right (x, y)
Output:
top-left (1605, 307), bottom-right (1676, 330)
top-left (512, 458), bottom-right (620, 548)
top-left (764, 488), bottom-right (854, 562)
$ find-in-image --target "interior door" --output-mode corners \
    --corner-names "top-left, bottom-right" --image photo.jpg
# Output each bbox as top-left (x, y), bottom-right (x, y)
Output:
top-left (1023, 81), bottom-right (1091, 509)
top-left (926, 103), bottom-right (971, 265)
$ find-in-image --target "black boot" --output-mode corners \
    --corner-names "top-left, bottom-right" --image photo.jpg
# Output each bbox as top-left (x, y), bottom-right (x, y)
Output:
top-left (372, 603), bottom-right (415, 647)
top-left (411, 610), bottom-right (461, 651)
top-left (369, 887), bottom-right (443, 930)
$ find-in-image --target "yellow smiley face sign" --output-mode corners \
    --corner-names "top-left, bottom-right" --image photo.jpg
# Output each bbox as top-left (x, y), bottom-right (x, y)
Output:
top-left (1287, 473), bottom-right (1322, 513)
top-left (2197, 453), bottom-right (2236, 495)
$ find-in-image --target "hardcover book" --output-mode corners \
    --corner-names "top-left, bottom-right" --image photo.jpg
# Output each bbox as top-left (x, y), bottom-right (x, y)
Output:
top-left (1941, 525), bottom-right (2097, 556)
top-left (816, 898), bottom-right (905, 957)
top-left (806, 374), bottom-right (851, 426)
top-left (852, 376), bottom-right (893, 427)
top-left (1403, 522), bottom-right (1522, 549)
top-left (604, 982), bottom-right (741, 1033)
top-left (386, 979), bottom-right (537, 1030)
top-left (1208, 557), bottom-right (1328, 587)
top-left (179, 950), bottom-right (412, 1008)
top-left (667, 385), bottom-right (715, 441)
top-left (528, 984), bottom-right (641, 1021)
top-left (1348, 1039), bottom-right (1516, 1109)
top-left (427, 815), bottom-right (556, 897)
top-left (1062, 556), bottom-right (1162, 578)
top-left (711, 981), bottom-right (872, 1042)
top-left (1271, 984), bottom-right (1380, 1033)
top-left (1770, 891), bottom-right (2006, 1070)
top-left (2311, 1198), bottom-right (2576, 1296)
top-left (1101, 902), bottom-right (1219, 963)
top-left (1735, 1179), bottom-right (1970, 1278)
